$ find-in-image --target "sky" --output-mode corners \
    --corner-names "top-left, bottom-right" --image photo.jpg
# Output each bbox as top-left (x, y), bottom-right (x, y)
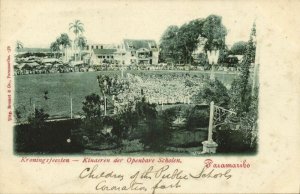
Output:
top-left (5, 1), bottom-right (259, 48)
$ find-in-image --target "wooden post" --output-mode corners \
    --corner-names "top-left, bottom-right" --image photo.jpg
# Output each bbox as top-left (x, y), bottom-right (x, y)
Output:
top-left (70, 97), bottom-right (73, 119)
top-left (208, 101), bottom-right (214, 143)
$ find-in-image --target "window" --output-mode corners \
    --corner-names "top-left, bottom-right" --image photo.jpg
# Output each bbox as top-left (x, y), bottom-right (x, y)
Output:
top-left (101, 45), bottom-right (103, 49)
top-left (96, 46), bottom-right (99, 49)
top-left (111, 56), bottom-right (114, 59)
top-left (107, 56), bottom-right (109, 59)
top-left (91, 46), bottom-right (94, 49)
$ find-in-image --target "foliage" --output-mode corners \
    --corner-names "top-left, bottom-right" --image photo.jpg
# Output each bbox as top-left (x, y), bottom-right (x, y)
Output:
top-left (159, 25), bottom-right (180, 63)
top-left (69, 20), bottom-right (84, 37)
top-left (202, 15), bottom-right (227, 51)
top-left (215, 128), bottom-right (257, 153)
top-left (193, 79), bottom-right (230, 108)
top-left (230, 22), bottom-right (256, 115)
top-left (176, 19), bottom-right (205, 64)
top-left (97, 75), bottom-right (110, 96)
top-left (229, 78), bottom-right (252, 114)
top-left (120, 139), bottom-right (144, 152)
top-left (15, 41), bottom-right (24, 51)
top-left (80, 117), bottom-right (104, 139)
top-left (50, 41), bottom-right (61, 58)
top-left (193, 53), bottom-right (208, 66)
top-left (15, 105), bottom-right (26, 123)
top-left (224, 23), bottom-right (258, 153)
top-left (27, 108), bottom-right (49, 129)
top-left (111, 99), bottom-right (158, 141)
top-left (135, 98), bottom-right (157, 120)
top-left (141, 117), bottom-right (172, 152)
top-left (82, 93), bottom-right (102, 119)
top-left (185, 105), bottom-right (209, 130)
top-left (15, 119), bottom-right (83, 153)
top-left (159, 15), bottom-right (227, 64)
top-left (76, 35), bottom-right (87, 60)
top-left (230, 41), bottom-right (247, 55)
top-left (111, 101), bottom-right (138, 141)
top-left (216, 88), bottom-right (258, 153)
top-left (57, 33), bottom-right (71, 48)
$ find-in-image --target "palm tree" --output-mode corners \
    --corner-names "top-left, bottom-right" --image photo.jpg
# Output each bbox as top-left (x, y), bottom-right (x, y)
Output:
top-left (77, 35), bottom-right (87, 61)
top-left (69, 20), bottom-right (84, 61)
top-left (15, 41), bottom-right (24, 56)
top-left (69, 20), bottom-right (84, 37)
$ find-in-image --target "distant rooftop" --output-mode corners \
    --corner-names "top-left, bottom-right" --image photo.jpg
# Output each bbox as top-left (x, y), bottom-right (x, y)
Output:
top-left (93, 49), bottom-right (117, 55)
top-left (123, 39), bottom-right (158, 51)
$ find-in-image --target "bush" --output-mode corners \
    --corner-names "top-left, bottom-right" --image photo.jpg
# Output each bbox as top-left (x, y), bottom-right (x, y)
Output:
top-left (120, 139), bottom-right (144, 152)
top-left (82, 93), bottom-right (102, 119)
top-left (14, 118), bottom-right (83, 153)
top-left (140, 113), bottom-right (172, 152)
top-left (185, 105), bottom-right (209, 130)
top-left (215, 128), bottom-right (257, 153)
top-left (193, 79), bottom-right (230, 108)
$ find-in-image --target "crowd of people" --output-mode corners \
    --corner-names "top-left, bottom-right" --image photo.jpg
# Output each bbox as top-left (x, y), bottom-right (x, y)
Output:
top-left (14, 56), bottom-right (239, 76)
top-left (110, 73), bottom-right (205, 113)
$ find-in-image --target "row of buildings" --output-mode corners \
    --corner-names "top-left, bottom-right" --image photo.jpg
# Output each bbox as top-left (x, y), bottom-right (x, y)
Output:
top-left (85, 39), bottom-right (159, 66)
top-left (17, 39), bottom-right (160, 66)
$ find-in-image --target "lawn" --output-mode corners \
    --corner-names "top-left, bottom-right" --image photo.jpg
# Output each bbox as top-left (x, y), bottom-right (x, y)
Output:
top-left (14, 70), bottom-right (238, 121)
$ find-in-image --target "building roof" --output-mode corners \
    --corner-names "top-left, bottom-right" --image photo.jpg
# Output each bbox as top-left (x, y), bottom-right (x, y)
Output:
top-left (123, 39), bottom-right (158, 51)
top-left (17, 48), bottom-right (51, 53)
top-left (93, 49), bottom-right (117, 55)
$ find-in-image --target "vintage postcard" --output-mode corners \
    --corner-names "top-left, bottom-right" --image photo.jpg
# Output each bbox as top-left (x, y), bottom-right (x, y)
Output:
top-left (0, 0), bottom-right (299, 193)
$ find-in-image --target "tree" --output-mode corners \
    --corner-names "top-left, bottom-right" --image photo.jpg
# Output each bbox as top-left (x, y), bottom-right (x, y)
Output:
top-left (230, 22), bottom-right (256, 115)
top-left (159, 25), bottom-right (180, 63)
top-left (82, 93), bottom-right (102, 119)
top-left (224, 22), bottom-right (258, 153)
top-left (50, 41), bottom-right (60, 58)
top-left (159, 15), bottom-right (227, 65)
top-left (202, 15), bottom-right (227, 52)
top-left (69, 20), bottom-right (85, 61)
top-left (176, 19), bottom-right (204, 64)
top-left (193, 79), bottom-right (230, 108)
top-left (69, 20), bottom-right (84, 37)
top-left (230, 41), bottom-right (247, 55)
top-left (28, 108), bottom-right (49, 129)
top-left (57, 33), bottom-right (71, 62)
top-left (15, 41), bottom-right (24, 55)
top-left (159, 19), bottom-right (205, 64)
top-left (76, 35), bottom-right (87, 61)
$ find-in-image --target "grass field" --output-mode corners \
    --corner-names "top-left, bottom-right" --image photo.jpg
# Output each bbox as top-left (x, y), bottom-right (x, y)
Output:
top-left (14, 70), bottom-right (238, 121)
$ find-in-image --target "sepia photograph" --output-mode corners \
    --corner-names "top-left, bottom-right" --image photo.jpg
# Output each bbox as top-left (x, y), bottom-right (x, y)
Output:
top-left (12, 3), bottom-right (259, 156)
top-left (1, 1), bottom-right (300, 193)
